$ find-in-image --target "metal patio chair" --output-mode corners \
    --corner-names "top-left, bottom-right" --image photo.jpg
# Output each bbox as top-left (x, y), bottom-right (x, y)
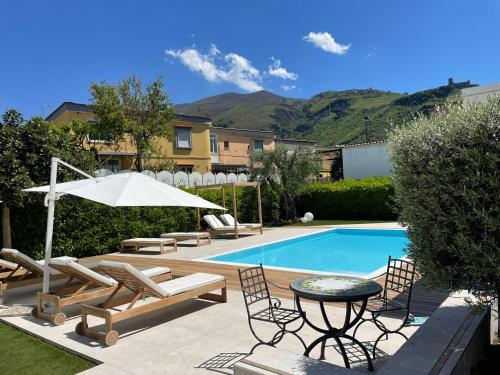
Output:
top-left (238, 263), bottom-right (306, 354)
top-left (352, 256), bottom-right (416, 358)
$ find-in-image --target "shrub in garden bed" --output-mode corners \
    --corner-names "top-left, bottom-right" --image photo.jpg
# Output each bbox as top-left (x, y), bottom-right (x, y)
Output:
top-left (295, 177), bottom-right (396, 220)
top-left (389, 97), bottom-right (499, 308)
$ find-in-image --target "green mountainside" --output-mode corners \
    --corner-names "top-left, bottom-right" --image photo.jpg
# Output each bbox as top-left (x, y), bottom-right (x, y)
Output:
top-left (174, 81), bottom-right (475, 145)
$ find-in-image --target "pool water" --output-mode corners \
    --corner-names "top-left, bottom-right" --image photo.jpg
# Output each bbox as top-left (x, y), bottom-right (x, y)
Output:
top-left (207, 229), bottom-right (408, 276)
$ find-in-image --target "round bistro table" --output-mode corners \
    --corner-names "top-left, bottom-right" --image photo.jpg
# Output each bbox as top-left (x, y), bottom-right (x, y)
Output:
top-left (290, 275), bottom-right (382, 371)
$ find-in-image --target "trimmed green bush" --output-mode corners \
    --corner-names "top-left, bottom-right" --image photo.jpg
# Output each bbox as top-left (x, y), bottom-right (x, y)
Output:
top-left (295, 177), bottom-right (396, 220)
top-left (389, 97), bottom-right (500, 301)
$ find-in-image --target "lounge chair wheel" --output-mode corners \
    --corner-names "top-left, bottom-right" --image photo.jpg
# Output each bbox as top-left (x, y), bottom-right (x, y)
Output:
top-left (75, 322), bottom-right (88, 336)
top-left (52, 312), bottom-right (67, 326)
top-left (31, 308), bottom-right (38, 318)
top-left (104, 330), bottom-right (119, 346)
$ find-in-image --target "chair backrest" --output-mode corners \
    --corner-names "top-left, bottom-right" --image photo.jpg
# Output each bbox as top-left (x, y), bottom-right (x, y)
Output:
top-left (203, 214), bottom-right (224, 229)
top-left (98, 260), bottom-right (168, 298)
top-left (238, 264), bottom-right (271, 315)
top-left (384, 256), bottom-right (416, 306)
top-left (220, 214), bottom-right (236, 226)
top-left (49, 259), bottom-right (117, 288)
top-left (1, 248), bottom-right (44, 275)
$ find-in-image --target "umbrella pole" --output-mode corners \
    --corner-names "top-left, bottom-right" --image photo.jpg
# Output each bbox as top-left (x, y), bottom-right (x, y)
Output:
top-left (42, 157), bottom-right (58, 293)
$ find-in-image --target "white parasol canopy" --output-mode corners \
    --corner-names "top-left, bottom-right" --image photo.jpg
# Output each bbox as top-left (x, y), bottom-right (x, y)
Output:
top-left (22, 158), bottom-right (224, 293)
top-left (25, 172), bottom-right (224, 209)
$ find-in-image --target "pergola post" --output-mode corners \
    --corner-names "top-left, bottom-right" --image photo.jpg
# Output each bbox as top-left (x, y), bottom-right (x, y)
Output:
top-left (195, 187), bottom-right (201, 230)
top-left (256, 182), bottom-right (263, 234)
top-left (232, 183), bottom-right (239, 239)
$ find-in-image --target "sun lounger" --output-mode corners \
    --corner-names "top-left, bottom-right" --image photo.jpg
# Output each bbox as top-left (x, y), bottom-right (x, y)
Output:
top-left (0, 258), bottom-right (17, 272)
top-left (203, 214), bottom-right (251, 235)
top-left (160, 232), bottom-right (211, 246)
top-left (76, 260), bottom-right (226, 346)
top-left (0, 248), bottom-right (75, 300)
top-left (33, 259), bottom-right (171, 325)
top-left (120, 238), bottom-right (177, 254)
top-left (219, 214), bottom-right (262, 231)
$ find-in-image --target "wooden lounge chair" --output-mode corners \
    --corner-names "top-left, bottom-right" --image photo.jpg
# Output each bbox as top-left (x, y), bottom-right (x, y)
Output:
top-left (0, 248), bottom-right (75, 301)
top-left (120, 238), bottom-right (177, 254)
top-left (160, 232), bottom-right (211, 247)
top-left (0, 258), bottom-right (17, 272)
top-left (76, 260), bottom-right (227, 346)
top-left (203, 214), bottom-right (250, 235)
top-left (33, 258), bottom-right (171, 325)
top-left (219, 213), bottom-right (262, 231)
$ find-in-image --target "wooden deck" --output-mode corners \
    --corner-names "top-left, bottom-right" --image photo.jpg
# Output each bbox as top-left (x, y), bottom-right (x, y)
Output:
top-left (96, 254), bottom-right (449, 317)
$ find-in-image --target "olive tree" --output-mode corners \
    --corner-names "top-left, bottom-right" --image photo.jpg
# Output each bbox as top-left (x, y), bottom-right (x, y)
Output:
top-left (90, 75), bottom-right (175, 171)
top-left (389, 97), bottom-right (499, 325)
top-left (249, 145), bottom-right (321, 221)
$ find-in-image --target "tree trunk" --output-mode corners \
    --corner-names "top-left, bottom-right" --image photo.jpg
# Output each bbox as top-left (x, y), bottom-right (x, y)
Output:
top-left (135, 145), bottom-right (143, 172)
top-left (280, 192), bottom-right (296, 222)
top-left (2, 203), bottom-right (12, 248)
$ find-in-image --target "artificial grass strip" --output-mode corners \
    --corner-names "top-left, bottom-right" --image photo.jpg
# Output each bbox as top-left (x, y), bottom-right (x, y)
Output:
top-left (0, 322), bottom-right (94, 374)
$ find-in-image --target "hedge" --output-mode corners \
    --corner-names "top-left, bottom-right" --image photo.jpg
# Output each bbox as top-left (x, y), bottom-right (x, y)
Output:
top-left (295, 177), bottom-right (396, 220)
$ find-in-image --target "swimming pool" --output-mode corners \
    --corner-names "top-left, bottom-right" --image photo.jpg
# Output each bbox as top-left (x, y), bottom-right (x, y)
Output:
top-left (205, 229), bottom-right (408, 277)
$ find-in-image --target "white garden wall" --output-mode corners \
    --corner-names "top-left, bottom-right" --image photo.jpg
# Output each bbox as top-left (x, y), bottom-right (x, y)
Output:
top-left (342, 142), bottom-right (391, 179)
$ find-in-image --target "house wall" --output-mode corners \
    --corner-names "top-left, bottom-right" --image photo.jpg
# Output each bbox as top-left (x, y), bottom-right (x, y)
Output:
top-left (462, 83), bottom-right (500, 104)
top-left (276, 140), bottom-right (316, 152)
top-left (212, 130), bottom-right (274, 167)
top-left (342, 142), bottom-right (391, 179)
top-left (51, 110), bottom-right (212, 172)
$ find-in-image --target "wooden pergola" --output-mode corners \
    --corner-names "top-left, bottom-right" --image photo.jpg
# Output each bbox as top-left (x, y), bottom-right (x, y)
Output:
top-left (195, 182), bottom-right (263, 239)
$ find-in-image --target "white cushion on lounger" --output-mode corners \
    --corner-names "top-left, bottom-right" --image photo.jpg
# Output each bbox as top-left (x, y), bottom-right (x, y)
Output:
top-left (220, 214), bottom-right (261, 228)
top-left (50, 258), bottom-right (118, 287)
top-left (0, 258), bottom-right (17, 270)
top-left (98, 260), bottom-right (169, 297)
top-left (1, 248), bottom-right (75, 275)
top-left (203, 214), bottom-right (223, 229)
top-left (140, 266), bottom-right (171, 278)
top-left (157, 273), bottom-right (225, 297)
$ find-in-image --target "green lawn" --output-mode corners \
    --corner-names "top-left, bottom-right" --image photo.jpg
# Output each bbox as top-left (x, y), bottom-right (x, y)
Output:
top-left (0, 322), bottom-right (94, 375)
top-left (289, 220), bottom-right (396, 226)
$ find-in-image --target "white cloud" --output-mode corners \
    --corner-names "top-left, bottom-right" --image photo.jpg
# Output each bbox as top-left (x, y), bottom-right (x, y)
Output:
top-left (209, 43), bottom-right (220, 56)
top-left (280, 84), bottom-right (296, 91)
top-left (268, 57), bottom-right (298, 80)
top-left (165, 45), bottom-right (263, 92)
top-left (303, 32), bottom-right (350, 55)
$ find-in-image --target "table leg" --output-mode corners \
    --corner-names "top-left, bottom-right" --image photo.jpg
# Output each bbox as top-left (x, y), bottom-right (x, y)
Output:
top-left (295, 295), bottom-right (374, 371)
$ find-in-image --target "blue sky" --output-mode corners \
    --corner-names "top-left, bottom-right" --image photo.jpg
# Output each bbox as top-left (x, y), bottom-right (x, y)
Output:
top-left (1, 0), bottom-right (499, 118)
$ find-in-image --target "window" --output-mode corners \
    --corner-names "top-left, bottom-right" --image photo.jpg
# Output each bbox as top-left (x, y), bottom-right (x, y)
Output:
top-left (176, 165), bottom-right (193, 173)
top-left (101, 159), bottom-right (120, 172)
top-left (254, 140), bottom-right (264, 151)
top-left (210, 134), bottom-right (218, 154)
top-left (224, 140), bottom-right (230, 150)
top-left (87, 120), bottom-right (112, 143)
top-left (175, 127), bottom-right (192, 149)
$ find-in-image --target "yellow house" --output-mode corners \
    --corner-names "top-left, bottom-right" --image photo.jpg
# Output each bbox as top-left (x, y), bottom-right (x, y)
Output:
top-left (46, 102), bottom-right (212, 172)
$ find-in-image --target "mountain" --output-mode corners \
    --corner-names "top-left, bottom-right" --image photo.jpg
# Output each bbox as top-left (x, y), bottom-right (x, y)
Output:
top-left (175, 91), bottom-right (305, 130)
top-left (174, 80), bottom-right (475, 145)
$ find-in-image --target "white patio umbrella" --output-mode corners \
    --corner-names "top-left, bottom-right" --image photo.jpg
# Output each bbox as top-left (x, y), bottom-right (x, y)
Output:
top-left (23, 157), bottom-right (224, 293)
top-left (25, 172), bottom-right (225, 209)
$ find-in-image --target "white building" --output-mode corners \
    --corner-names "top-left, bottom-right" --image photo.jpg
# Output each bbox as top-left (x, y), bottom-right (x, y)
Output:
top-left (341, 141), bottom-right (391, 179)
top-left (462, 83), bottom-right (500, 104)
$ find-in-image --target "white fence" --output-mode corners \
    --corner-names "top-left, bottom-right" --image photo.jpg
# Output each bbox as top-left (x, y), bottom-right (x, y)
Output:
top-left (94, 169), bottom-right (248, 187)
